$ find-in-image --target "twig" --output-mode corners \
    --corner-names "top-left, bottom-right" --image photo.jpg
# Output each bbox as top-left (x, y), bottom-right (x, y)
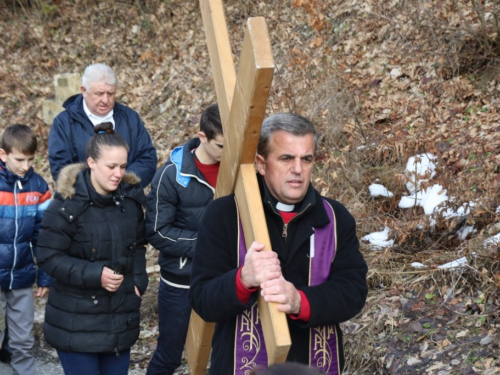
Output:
top-left (441, 303), bottom-right (498, 318)
top-left (366, 11), bottom-right (398, 24)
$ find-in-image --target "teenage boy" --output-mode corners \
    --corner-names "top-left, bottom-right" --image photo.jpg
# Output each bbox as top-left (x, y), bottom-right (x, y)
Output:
top-left (0, 124), bottom-right (52, 375)
top-left (145, 104), bottom-right (223, 375)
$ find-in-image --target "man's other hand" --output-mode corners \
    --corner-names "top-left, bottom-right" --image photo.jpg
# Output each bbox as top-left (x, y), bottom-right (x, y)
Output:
top-left (260, 275), bottom-right (301, 315)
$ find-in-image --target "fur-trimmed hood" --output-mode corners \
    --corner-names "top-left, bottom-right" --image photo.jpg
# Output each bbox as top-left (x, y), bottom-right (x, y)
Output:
top-left (57, 163), bottom-right (141, 200)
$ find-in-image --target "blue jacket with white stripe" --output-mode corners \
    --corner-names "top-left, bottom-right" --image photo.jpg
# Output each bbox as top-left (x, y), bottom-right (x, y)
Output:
top-left (145, 138), bottom-right (215, 287)
top-left (0, 159), bottom-right (52, 290)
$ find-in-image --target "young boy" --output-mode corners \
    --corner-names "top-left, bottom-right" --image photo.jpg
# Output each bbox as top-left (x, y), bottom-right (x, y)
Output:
top-left (145, 104), bottom-right (223, 375)
top-left (0, 124), bottom-right (52, 375)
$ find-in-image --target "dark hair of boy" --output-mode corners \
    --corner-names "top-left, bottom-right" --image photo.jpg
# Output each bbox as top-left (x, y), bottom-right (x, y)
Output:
top-left (200, 103), bottom-right (223, 140)
top-left (1, 124), bottom-right (37, 155)
top-left (85, 122), bottom-right (129, 161)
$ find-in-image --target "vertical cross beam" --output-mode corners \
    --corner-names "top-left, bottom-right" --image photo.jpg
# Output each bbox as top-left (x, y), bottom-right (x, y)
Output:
top-left (185, 1), bottom-right (291, 374)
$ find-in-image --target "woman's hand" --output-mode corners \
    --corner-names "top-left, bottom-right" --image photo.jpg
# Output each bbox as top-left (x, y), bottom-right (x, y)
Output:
top-left (134, 285), bottom-right (141, 297)
top-left (101, 266), bottom-right (124, 292)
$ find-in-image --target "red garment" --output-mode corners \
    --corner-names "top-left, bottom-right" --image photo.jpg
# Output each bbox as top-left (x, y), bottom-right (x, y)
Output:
top-left (194, 157), bottom-right (220, 188)
top-left (279, 211), bottom-right (297, 224)
top-left (289, 290), bottom-right (311, 321)
top-left (235, 267), bottom-right (258, 304)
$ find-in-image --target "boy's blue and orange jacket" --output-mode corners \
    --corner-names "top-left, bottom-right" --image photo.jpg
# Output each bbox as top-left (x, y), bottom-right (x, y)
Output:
top-left (0, 159), bottom-right (52, 290)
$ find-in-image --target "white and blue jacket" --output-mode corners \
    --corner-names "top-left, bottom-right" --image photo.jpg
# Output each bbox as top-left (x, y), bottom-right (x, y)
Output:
top-left (145, 138), bottom-right (215, 287)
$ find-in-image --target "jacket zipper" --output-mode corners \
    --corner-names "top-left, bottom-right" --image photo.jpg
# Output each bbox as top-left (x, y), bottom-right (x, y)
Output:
top-left (10, 181), bottom-right (21, 289)
top-left (269, 202), bottom-right (311, 241)
top-left (282, 223), bottom-right (288, 238)
top-left (182, 172), bottom-right (215, 192)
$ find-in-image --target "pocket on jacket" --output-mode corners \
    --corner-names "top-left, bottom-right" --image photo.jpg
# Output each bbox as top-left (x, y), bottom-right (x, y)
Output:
top-left (124, 292), bottom-right (142, 311)
top-left (160, 256), bottom-right (192, 278)
top-left (48, 286), bottom-right (109, 314)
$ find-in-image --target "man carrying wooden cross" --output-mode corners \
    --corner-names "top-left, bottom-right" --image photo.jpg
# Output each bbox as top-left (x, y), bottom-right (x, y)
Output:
top-left (189, 113), bottom-right (368, 374)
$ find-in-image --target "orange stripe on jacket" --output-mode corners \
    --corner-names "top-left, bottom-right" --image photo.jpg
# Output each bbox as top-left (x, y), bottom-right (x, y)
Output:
top-left (0, 192), bottom-right (15, 206)
top-left (39, 190), bottom-right (52, 203)
top-left (0, 191), bottom-right (50, 206)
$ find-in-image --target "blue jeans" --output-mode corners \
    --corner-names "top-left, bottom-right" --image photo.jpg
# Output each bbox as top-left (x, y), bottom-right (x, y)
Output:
top-left (146, 281), bottom-right (191, 375)
top-left (57, 349), bottom-right (130, 375)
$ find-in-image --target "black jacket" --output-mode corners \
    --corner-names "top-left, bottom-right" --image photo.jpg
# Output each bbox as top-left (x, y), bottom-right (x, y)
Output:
top-left (189, 175), bottom-right (368, 374)
top-left (37, 164), bottom-right (148, 353)
top-left (145, 138), bottom-right (215, 287)
top-left (48, 94), bottom-right (157, 187)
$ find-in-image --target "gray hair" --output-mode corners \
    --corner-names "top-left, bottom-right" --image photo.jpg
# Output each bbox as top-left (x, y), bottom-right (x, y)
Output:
top-left (81, 63), bottom-right (117, 90)
top-left (257, 113), bottom-right (317, 158)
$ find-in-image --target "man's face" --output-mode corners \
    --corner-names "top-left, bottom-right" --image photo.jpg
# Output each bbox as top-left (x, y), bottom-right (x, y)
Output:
top-left (256, 130), bottom-right (315, 204)
top-left (87, 146), bottom-right (128, 195)
top-left (0, 147), bottom-right (35, 178)
top-left (81, 82), bottom-right (116, 117)
top-left (199, 132), bottom-right (224, 164)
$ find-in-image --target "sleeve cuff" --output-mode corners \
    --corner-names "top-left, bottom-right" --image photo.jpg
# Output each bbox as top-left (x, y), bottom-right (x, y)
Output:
top-left (289, 290), bottom-right (311, 322)
top-left (236, 267), bottom-right (258, 304)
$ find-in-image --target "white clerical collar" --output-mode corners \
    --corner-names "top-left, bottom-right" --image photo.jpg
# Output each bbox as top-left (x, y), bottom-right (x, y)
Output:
top-left (276, 202), bottom-right (295, 212)
top-left (83, 99), bottom-right (115, 128)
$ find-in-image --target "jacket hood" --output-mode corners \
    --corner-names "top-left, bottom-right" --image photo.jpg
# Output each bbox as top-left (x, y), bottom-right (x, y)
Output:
top-left (170, 138), bottom-right (203, 188)
top-left (56, 163), bottom-right (141, 200)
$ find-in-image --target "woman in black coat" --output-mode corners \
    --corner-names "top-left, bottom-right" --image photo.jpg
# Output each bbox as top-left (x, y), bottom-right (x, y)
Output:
top-left (37, 123), bottom-right (148, 375)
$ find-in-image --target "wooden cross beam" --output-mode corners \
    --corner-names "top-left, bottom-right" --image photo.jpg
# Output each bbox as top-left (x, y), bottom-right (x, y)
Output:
top-left (185, 1), bottom-right (291, 374)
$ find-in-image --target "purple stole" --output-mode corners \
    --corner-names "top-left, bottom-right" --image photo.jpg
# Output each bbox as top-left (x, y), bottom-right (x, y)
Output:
top-left (234, 199), bottom-right (339, 375)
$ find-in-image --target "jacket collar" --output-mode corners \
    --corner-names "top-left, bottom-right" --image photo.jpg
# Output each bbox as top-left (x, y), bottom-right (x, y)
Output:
top-left (257, 173), bottom-right (330, 227)
top-left (55, 163), bottom-right (145, 222)
top-left (62, 94), bottom-right (123, 124)
top-left (0, 159), bottom-right (34, 186)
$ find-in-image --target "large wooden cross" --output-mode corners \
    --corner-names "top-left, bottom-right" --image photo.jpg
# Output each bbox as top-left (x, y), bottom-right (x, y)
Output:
top-left (185, 1), bottom-right (291, 374)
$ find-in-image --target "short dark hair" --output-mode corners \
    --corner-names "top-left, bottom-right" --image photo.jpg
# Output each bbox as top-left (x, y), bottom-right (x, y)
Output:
top-left (257, 113), bottom-right (317, 159)
top-left (86, 122), bottom-right (129, 161)
top-left (200, 103), bottom-right (223, 140)
top-left (1, 124), bottom-right (37, 155)
top-left (251, 363), bottom-right (326, 375)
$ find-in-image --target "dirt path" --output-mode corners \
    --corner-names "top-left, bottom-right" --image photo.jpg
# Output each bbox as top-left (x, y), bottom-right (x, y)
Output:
top-left (0, 296), bottom-right (148, 375)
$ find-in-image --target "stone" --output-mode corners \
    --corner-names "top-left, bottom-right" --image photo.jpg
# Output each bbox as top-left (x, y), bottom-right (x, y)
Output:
top-left (42, 73), bottom-right (81, 125)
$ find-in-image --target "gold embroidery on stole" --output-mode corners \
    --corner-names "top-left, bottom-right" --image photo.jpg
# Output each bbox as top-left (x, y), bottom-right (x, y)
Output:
top-left (238, 304), bottom-right (262, 374)
top-left (312, 325), bottom-right (335, 372)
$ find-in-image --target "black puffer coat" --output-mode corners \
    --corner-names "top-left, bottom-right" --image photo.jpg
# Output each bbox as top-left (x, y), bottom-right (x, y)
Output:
top-left (37, 163), bottom-right (148, 353)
